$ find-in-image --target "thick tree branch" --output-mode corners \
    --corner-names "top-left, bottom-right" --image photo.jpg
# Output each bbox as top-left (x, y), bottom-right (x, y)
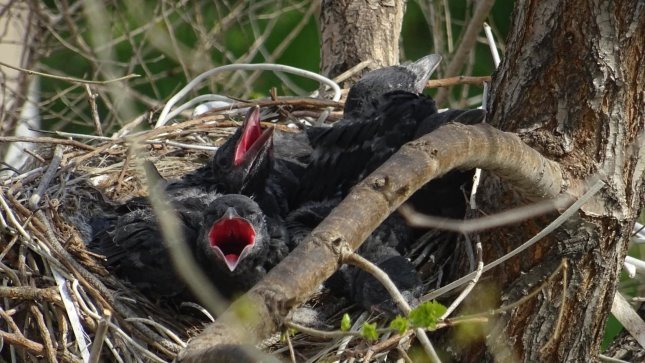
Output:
top-left (178, 123), bottom-right (569, 362)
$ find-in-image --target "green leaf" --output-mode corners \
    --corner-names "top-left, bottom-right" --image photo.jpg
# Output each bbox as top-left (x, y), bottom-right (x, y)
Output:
top-left (389, 315), bottom-right (409, 335)
top-left (361, 322), bottom-right (379, 341)
top-left (409, 300), bottom-right (447, 329)
top-left (279, 328), bottom-right (296, 342)
top-left (340, 313), bottom-right (351, 332)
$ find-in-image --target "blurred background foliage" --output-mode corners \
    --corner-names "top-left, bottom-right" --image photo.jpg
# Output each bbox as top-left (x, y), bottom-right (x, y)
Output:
top-left (28, 0), bottom-right (514, 134)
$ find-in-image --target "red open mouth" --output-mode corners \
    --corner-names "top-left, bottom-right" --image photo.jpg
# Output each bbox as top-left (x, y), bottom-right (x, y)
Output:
top-left (208, 213), bottom-right (256, 271)
top-left (234, 107), bottom-right (274, 166)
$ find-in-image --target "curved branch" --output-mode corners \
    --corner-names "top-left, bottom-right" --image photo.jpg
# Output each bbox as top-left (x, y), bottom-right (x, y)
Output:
top-left (177, 123), bottom-right (567, 361)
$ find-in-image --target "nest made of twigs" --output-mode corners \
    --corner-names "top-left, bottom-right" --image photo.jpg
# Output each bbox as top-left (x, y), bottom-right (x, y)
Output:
top-left (0, 100), bottom-right (340, 362)
top-left (0, 97), bottom-right (458, 362)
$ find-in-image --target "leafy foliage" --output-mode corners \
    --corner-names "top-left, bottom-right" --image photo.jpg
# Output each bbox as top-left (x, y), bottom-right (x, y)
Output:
top-left (361, 322), bottom-right (379, 342)
top-left (389, 315), bottom-right (409, 335)
top-left (340, 313), bottom-right (351, 332)
top-left (408, 300), bottom-right (447, 329)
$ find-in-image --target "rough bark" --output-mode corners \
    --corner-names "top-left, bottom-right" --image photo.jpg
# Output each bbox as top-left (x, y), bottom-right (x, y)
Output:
top-left (319, 0), bottom-right (405, 83)
top-left (604, 303), bottom-right (645, 361)
top-left (458, 0), bottom-right (645, 361)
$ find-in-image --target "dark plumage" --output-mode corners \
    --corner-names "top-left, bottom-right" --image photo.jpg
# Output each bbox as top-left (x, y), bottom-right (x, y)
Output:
top-left (281, 55), bottom-right (487, 312)
top-left (87, 107), bottom-right (296, 300)
top-left (286, 199), bottom-right (420, 314)
top-left (293, 55), bottom-right (442, 204)
top-left (88, 191), bottom-right (287, 299)
top-left (178, 107), bottom-right (274, 196)
top-left (296, 55), bottom-right (486, 218)
top-left (343, 54), bottom-right (441, 119)
top-left (299, 91), bottom-right (439, 202)
top-left (178, 107), bottom-right (308, 218)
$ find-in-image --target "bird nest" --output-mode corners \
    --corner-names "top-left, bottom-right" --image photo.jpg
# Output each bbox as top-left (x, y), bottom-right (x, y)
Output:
top-left (0, 97), bottom-right (458, 362)
top-left (0, 100), bottom-right (338, 362)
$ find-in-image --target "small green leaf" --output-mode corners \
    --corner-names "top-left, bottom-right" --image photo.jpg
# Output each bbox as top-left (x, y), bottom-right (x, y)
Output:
top-left (340, 313), bottom-right (351, 332)
top-left (409, 300), bottom-right (448, 329)
top-left (389, 315), bottom-right (409, 335)
top-left (361, 322), bottom-right (379, 341)
top-left (279, 328), bottom-right (296, 342)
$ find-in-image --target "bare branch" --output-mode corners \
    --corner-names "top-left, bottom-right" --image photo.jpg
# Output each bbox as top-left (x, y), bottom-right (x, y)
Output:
top-left (426, 76), bottom-right (491, 88)
top-left (0, 60), bottom-right (140, 84)
top-left (178, 122), bottom-right (570, 361)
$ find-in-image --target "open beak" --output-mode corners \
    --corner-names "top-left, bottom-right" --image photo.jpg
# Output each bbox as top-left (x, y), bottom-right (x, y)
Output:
top-left (208, 207), bottom-right (257, 272)
top-left (233, 106), bottom-right (274, 170)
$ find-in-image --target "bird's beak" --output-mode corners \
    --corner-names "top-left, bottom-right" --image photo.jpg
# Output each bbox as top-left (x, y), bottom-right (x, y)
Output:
top-left (405, 54), bottom-right (442, 93)
top-left (208, 207), bottom-right (257, 272)
top-left (233, 106), bottom-right (274, 170)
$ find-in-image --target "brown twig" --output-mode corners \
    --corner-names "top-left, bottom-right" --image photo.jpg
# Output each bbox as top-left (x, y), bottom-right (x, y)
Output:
top-left (0, 136), bottom-right (95, 151)
top-left (0, 59), bottom-right (140, 84)
top-left (115, 152), bottom-right (131, 194)
top-left (30, 304), bottom-right (57, 363)
top-left (0, 286), bottom-right (62, 304)
top-left (0, 329), bottom-right (45, 354)
top-left (29, 146), bottom-right (64, 210)
top-left (23, 148), bottom-right (47, 164)
top-left (188, 97), bottom-right (342, 118)
top-left (540, 259), bottom-right (569, 354)
top-left (53, 305), bottom-right (71, 359)
top-left (85, 84), bottom-right (103, 136)
top-left (88, 309), bottom-right (112, 363)
top-left (426, 75), bottom-right (491, 88)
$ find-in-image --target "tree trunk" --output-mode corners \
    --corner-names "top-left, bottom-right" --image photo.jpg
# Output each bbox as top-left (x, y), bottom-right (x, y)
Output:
top-left (0, 1), bottom-right (39, 165)
top-left (458, 0), bottom-right (645, 361)
top-left (319, 0), bottom-right (405, 83)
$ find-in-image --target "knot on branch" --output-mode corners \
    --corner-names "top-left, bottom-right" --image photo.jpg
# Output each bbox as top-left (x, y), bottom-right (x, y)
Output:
top-left (312, 231), bottom-right (346, 258)
top-left (254, 286), bottom-right (294, 324)
top-left (369, 176), bottom-right (389, 190)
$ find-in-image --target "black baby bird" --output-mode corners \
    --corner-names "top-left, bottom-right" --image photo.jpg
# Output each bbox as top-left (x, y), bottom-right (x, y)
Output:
top-left (286, 199), bottom-right (422, 315)
top-left (178, 106), bottom-right (307, 217)
top-left (178, 107), bottom-right (275, 196)
top-left (196, 194), bottom-right (290, 295)
top-left (88, 190), bottom-right (285, 300)
top-left (297, 55), bottom-right (486, 218)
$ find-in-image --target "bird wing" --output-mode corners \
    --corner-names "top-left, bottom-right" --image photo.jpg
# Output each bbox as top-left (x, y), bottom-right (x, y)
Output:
top-left (89, 201), bottom-right (200, 298)
top-left (298, 91), bottom-right (437, 204)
